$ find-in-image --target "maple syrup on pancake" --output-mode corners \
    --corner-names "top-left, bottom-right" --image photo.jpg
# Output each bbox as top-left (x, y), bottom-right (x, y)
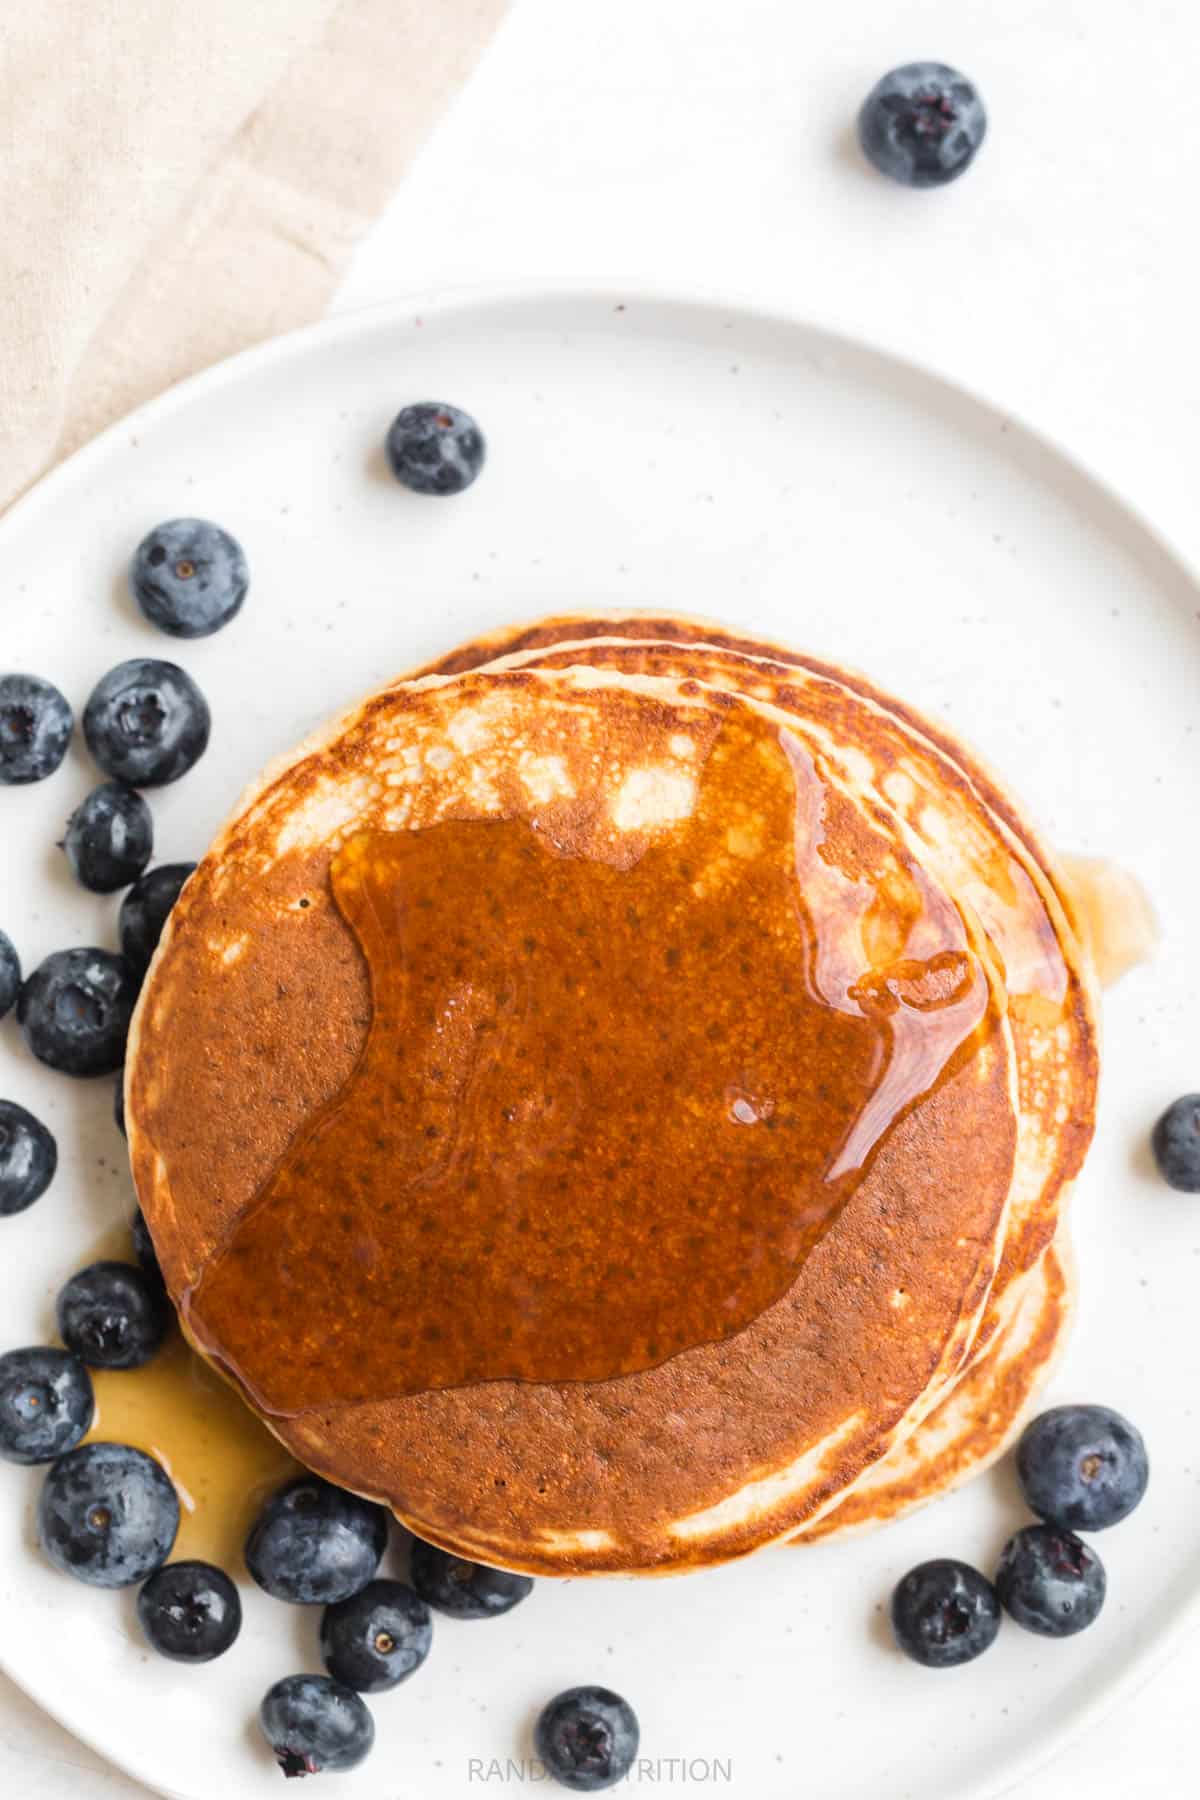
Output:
top-left (183, 714), bottom-right (995, 1415)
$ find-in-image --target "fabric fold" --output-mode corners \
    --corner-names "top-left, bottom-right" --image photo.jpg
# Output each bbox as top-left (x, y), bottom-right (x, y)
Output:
top-left (0, 0), bottom-right (508, 510)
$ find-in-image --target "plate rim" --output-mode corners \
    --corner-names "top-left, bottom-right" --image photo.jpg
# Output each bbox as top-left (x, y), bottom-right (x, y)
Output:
top-left (1, 276), bottom-right (1196, 1800)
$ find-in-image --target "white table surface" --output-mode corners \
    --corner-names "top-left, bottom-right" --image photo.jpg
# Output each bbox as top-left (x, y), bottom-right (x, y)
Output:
top-left (4, 2), bottom-right (1197, 1793)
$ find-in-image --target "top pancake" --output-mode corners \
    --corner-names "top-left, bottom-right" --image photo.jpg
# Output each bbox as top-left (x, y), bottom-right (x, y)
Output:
top-left (407, 615), bottom-right (1102, 1542)
top-left (127, 627), bottom-right (1097, 1574)
top-left (408, 617), bottom-right (1100, 1544)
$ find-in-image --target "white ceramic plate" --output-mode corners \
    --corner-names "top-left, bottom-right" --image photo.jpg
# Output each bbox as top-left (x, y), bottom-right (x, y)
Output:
top-left (0, 286), bottom-right (1197, 1800)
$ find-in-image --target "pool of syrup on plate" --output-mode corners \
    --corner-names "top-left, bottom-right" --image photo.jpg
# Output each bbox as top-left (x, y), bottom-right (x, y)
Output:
top-left (76, 1228), bottom-right (298, 1568)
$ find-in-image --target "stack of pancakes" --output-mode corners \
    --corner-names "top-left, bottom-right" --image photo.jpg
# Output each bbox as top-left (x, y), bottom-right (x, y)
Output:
top-left (127, 615), bottom-right (1100, 1575)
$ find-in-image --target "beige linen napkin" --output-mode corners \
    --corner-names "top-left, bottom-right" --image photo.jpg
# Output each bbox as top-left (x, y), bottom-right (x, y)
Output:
top-left (0, 0), bottom-right (508, 513)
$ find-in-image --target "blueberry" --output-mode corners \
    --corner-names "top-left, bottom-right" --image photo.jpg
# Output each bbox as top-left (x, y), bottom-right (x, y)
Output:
top-left (246, 1475), bottom-right (388, 1605)
top-left (320, 1579), bottom-right (432, 1693)
top-left (889, 1558), bottom-right (1000, 1668)
top-left (1151, 1094), bottom-right (1200, 1192)
top-left (261, 1674), bottom-right (375, 1777)
top-left (137, 1559), bottom-right (242, 1662)
top-left (409, 1538), bottom-right (533, 1619)
top-left (61, 781), bottom-right (154, 893)
top-left (0, 931), bottom-right (20, 1019)
top-left (130, 1208), bottom-right (162, 1281)
top-left (114, 1079), bottom-right (126, 1139)
top-left (0, 674), bottom-right (74, 784)
top-left (0, 1347), bottom-right (93, 1464)
top-left (83, 659), bottom-right (210, 787)
top-left (18, 947), bottom-right (138, 1077)
top-left (995, 1524), bottom-right (1106, 1637)
top-left (131, 518), bottom-right (248, 639)
top-left (119, 862), bottom-right (196, 975)
top-left (38, 1441), bottom-right (178, 1587)
top-left (1017, 1404), bottom-right (1148, 1533)
top-left (57, 1260), bottom-right (170, 1369)
top-left (385, 402), bottom-right (486, 496)
top-left (858, 62), bottom-right (987, 189)
top-left (0, 1099), bottom-right (57, 1215)
top-left (534, 1687), bottom-right (640, 1793)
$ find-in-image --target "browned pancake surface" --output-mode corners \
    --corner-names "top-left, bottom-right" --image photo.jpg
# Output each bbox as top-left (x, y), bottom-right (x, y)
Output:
top-left (129, 667), bottom-right (1020, 1572)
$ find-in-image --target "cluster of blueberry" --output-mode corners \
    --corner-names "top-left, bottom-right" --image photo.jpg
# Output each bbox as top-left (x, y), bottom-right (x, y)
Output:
top-left (0, 514), bottom-right (229, 1213)
top-left (891, 1403), bottom-right (1149, 1667)
top-left (0, 524), bottom-right (245, 1713)
top-left (245, 1476), bottom-right (531, 1777)
top-left (243, 1480), bottom-right (636, 1786)
top-left (0, 1219), bottom-right (225, 1633)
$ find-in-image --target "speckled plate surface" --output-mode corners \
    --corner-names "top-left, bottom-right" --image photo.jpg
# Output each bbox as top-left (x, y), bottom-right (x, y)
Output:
top-left (0, 286), bottom-right (1196, 1800)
